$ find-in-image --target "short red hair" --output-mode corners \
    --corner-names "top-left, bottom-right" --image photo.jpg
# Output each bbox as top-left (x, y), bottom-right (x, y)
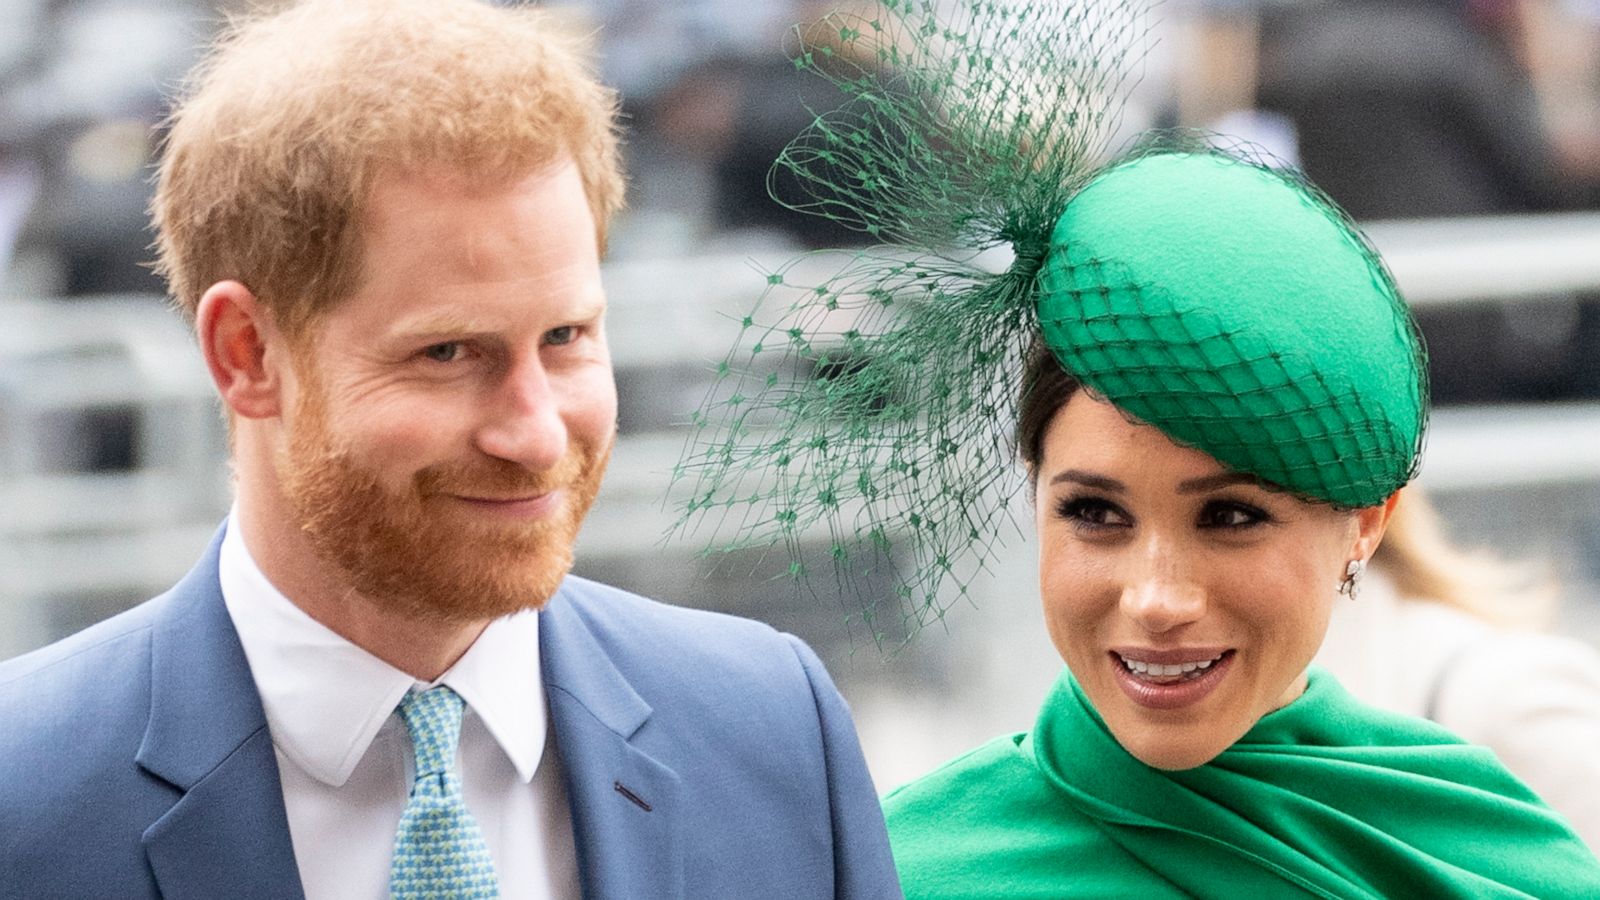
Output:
top-left (153, 0), bottom-right (625, 337)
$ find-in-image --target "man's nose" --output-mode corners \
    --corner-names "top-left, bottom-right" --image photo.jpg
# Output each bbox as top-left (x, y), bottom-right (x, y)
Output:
top-left (1118, 539), bottom-right (1207, 634)
top-left (473, 355), bottom-right (568, 470)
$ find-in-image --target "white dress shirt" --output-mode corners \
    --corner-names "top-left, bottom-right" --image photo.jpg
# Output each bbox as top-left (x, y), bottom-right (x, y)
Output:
top-left (219, 511), bottom-right (580, 900)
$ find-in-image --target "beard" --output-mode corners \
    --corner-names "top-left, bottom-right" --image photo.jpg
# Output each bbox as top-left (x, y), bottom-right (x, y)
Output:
top-left (278, 386), bottom-right (611, 625)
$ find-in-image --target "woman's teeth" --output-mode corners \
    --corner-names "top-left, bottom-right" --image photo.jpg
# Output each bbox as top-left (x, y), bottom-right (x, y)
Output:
top-left (1118, 653), bottom-right (1224, 680)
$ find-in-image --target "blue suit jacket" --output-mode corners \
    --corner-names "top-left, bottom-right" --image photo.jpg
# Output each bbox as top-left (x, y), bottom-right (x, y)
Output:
top-left (0, 528), bottom-right (902, 899)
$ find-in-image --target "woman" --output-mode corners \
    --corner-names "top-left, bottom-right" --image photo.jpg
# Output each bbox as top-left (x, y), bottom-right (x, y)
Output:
top-left (875, 149), bottom-right (1600, 898)
top-left (670, 1), bottom-right (1600, 894)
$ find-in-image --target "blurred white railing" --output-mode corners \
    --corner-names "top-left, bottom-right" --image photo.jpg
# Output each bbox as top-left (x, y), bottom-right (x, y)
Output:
top-left (0, 296), bottom-right (229, 657)
top-left (1365, 211), bottom-right (1600, 306)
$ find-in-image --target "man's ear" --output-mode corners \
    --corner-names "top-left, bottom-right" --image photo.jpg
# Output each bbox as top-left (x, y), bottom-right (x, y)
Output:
top-left (1351, 489), bottom-right (1402, 563)
top-left (196, 281), bottom-right (291, 420)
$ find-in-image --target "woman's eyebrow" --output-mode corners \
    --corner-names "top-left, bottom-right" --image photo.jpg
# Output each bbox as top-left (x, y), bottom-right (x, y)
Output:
top-left (1047, 469), bottom-right (1125, 492)
top-left (1177, 472), bottom-right (1265, 494)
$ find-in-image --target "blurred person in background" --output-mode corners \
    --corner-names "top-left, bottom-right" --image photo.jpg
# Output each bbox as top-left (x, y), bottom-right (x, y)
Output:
top-left (546, 0), bottom-right (871, 253)
top-left (0, 1), bottom-right (899, 897)
top-left (1178, 0), bottom-right (1600, 218)
top-left (650, 46), bottom-right (881, 250)
top-left (0, 0), bottom-right (50, 286)
top-left (1255, 0), bottom-right (1578, 218)
top-left (1516, 0), bottom-right (1600, 207)
top-left (0, 0), bottom-right (207, 296)
top-left (0, 127), bottom-right (40, 287)
top-left (1316, 485), bottom-right (1600, 848)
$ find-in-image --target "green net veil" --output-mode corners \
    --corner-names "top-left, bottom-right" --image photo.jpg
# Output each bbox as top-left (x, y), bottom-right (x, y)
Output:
top-left (668, 0), bottom-right (1427, 645)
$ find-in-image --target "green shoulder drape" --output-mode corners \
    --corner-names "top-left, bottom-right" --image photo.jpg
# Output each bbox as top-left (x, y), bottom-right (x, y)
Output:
top-left (884, 668), bottom-right (1600, 899)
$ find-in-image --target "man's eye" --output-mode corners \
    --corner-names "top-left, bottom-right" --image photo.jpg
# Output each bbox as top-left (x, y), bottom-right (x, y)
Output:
top-left (421, 342), bottom-right (464, 363)
top-left (545, 326), bottom-right (576, 346)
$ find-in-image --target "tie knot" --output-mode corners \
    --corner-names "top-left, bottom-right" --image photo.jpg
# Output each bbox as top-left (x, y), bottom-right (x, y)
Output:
top-left (397, 685), bottom-right (465, 779)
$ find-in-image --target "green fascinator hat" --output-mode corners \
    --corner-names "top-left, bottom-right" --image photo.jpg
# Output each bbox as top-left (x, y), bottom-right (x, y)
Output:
top-left (671, 0), bottom-right (1427, 640)
top-left (1039, 151), bottom-right (1426, 509)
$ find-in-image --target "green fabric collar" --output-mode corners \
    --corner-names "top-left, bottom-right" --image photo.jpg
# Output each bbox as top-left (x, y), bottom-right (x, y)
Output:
top-left (1029, 668), bottom-right (1600, 898)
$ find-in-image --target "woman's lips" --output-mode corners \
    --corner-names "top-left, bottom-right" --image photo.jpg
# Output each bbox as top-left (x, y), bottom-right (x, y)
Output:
top-left (1108, 648), bottom-right (1236, 711)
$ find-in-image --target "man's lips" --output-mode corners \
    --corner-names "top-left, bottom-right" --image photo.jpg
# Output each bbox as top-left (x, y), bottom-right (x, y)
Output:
top-left (446, 490), bottom-right (561, 519)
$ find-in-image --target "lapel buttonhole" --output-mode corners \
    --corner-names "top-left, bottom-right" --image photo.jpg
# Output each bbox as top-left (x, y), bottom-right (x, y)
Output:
top-left (613, 780), bottom-right (652, 812)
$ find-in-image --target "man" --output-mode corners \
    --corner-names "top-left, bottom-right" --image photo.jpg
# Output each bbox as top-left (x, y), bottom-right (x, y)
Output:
top-left (0, 1), bottom-right (901, 897)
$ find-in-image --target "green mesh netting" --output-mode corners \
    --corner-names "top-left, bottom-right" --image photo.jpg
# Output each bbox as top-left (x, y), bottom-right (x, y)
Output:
top-left (670, 0), bottom-right (1153, 644)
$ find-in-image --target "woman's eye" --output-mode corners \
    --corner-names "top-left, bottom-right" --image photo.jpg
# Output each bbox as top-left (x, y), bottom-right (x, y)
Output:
top-left (421, 342), bottom-right (465, 363)
top-left (1199, 500), bottom-right (1269, 529)
top-left (1055, 496), bottom-right (1130, 530)
top-left (545, 326), bottom-right (576, 346)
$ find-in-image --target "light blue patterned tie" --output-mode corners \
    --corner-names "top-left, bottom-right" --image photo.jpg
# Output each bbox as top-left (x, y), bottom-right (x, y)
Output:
top-left (389, 686), bottom-right (500, 899)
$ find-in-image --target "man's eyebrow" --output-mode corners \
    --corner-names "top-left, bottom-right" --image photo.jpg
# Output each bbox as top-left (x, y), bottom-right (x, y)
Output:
top-left (389, 296), bottom-right (607, 339)
top-left (1047, 469), bottom-right (1125, 492)
top-left (1177, 472), bottom-right (1267, 494)
top-left (389, 313), bottom-right (484, 338)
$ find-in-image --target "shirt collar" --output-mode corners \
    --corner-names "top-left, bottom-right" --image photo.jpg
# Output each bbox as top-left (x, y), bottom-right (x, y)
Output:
top-left (219, 508), bottom-right (547, 787)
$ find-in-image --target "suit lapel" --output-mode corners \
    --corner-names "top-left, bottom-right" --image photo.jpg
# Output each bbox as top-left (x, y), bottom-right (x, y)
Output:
top-left (137, 527), bottom-right (304, 900)
top-left (542, 592), bottom-right (683, 900)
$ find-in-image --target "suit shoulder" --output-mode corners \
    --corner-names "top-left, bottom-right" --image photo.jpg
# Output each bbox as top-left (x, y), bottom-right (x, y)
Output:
top-left (549, 575), bottom-right (835, 724)
top-left (0, 594), bottom-right (163, 697)
top-left (557, 575), bottom-right (800, 664)
top-left (0, 596), bottom-right (164, 807)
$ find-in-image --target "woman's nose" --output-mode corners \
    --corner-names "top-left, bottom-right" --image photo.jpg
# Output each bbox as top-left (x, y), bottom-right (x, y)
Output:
top-left (1118, 539), bottom-right (1207, 634)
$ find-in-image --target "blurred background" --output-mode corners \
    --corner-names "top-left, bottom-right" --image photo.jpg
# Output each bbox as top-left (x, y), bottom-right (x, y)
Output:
top-left (3, 0), bottom-right (1600, 792)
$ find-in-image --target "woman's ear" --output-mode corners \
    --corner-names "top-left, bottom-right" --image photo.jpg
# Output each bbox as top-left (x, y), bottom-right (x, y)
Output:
top-left (1350, 490), bottom-right (1403, 564)
top-left (195, 281), bottom-right (288, 420)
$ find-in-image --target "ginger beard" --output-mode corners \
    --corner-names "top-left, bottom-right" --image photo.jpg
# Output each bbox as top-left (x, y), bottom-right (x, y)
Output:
top-left (278, 372), bottom-right (612, 625)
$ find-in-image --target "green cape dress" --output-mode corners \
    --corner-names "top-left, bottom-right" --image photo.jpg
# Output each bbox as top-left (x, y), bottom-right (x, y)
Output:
top-left (884, 668), bottom-right (1600, 898)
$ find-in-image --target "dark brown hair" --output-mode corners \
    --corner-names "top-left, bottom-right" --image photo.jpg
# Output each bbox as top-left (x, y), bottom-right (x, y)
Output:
top-left (1016, 340), bottom-right (1081, 480)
